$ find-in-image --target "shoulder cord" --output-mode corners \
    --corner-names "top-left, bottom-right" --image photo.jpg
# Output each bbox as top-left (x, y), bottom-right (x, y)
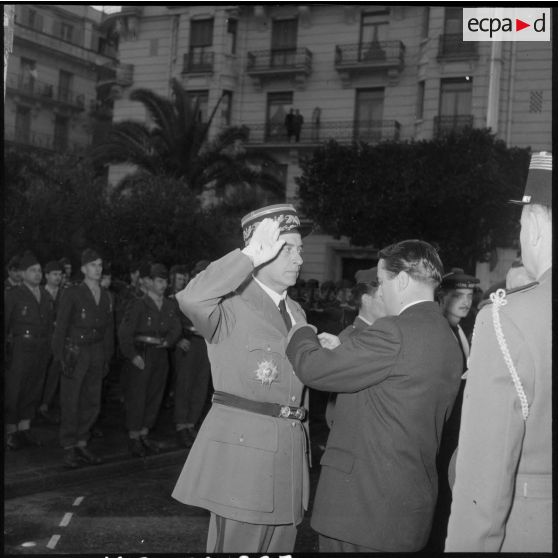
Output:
top-left (489, 289), bottom-right (529, 420)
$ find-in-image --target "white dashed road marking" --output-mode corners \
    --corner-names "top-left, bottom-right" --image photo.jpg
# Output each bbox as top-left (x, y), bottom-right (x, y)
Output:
top-left (46, 535), bottom-right (60, 549)
top-left (59, 512), bottom-right (73, 527)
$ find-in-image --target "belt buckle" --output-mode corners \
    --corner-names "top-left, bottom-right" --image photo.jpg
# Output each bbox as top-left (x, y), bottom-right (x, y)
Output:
top-left (294, 407), bottom-right (306, 421)
top-left (279, 406), bottom-right (291, 419)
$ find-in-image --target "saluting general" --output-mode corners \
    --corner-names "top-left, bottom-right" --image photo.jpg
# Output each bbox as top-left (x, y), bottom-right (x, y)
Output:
top-left (172, 204), bottom-right (310, 554)
top-left (445, 151), bottom-right (552, 552)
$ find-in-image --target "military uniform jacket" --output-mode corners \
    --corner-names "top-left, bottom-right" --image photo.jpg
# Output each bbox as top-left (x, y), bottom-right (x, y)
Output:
top-left (338, 315), bottom-right (369, 343)
top-left (52, 283), bottom-right (114, 362)
top-left (118, 295), bottom-right (181, 361)
top-left (286, 301), bottom-right (463, 551)
top-left (172, 249), bottom-right (310, 526)
top-left (445, 269), bottom-right (552, 552)
top-left (5, 284), bottom-right (54, 340)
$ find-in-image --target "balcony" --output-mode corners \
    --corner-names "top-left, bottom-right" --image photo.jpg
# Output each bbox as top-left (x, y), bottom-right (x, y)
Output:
top-left (434, 115), bottom-right (474, 138)
top-left (437, 34), bottom-right (479, 61)
top-left (4, 125), bottom-right (88, 153)
top-left (97, 63), bottom-right (134, 93)
top-left (89, 100), bottom-right (113, 120)
top-left (244, 119), bottom-right (401, 146)
top-left (247, 47), bottom-right (313, 89)
top-left (334, 41), bottom-right (405, 86)
top-left (182, 51), bottom-right (214, 75)
top-left (6, 74), bottom-right (86, 111)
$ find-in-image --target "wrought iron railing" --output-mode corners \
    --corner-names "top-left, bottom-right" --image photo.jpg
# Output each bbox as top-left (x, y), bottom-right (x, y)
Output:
top-left (247, 47), bottom-right (313, 73)
top-left (438, 34), bottom-right (478, 59)
top-left (4, 125), bottom-right (89, 152)
top-left (434, 115), bottom-right (474, 137)
top-left (6, 73), bottom-right (86, 109)
top-left (334, 41), bottom-right (405, 67)
top-left (245, 119), bottom-right (401, 144)
top-left (182, 50), bottom-right (215, 74)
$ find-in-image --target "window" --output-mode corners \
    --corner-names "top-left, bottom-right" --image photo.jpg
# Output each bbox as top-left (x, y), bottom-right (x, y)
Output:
top-left (19, 58), bottom-right (36, 92)
top-left (271, 18), bottom-right (298, 67)
top-left (15, 106), bottom-right (31, 143)
top-left (189, 18), bottom-right (214, 70)
top-left (221, 90), bottom-right (233, 126)
top-left (266, 91), bottom-right (293, 141)
top-left (54, 115), bottom-right (69, 151)
top-left (227, 18), bottom-right (238, 54)
top-left (437, 77), bottom-right (473, 135)
top-left (149, 39), bottom-right (159, 57)
top-left (359, 10), bottom-right (389, 61)
top-left (443, 7), bottom-right (462, 35)
top-left (421, 7), bottom-right (430, 39)
top-left (355, 88), bottom-right (385, 142)
top-left (416, 81), bottom-right (425, 119)
top-left (58, 70), bottom-right (73, 103)
top-left (60, 22), bottom-right (74, 42)
top-left (439, 7), bottom-right (476, 58)
top-left (188, 90), bottom-right (209, 123)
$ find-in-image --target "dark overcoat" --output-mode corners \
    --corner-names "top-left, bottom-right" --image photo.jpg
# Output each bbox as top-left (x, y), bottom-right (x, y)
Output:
top-left (286, 301), bottom-right (462, 551)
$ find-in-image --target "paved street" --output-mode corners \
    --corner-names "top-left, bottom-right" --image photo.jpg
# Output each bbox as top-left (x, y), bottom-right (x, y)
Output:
top-left (5, 458), bottom-right (320, 555)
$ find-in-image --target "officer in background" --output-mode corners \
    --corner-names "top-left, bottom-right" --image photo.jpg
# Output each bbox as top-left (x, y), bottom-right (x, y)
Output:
top-left (5, 252), bottom-right (54, 449)
top-left (118, 263), bottom-right (181, 457)
top-left (52, 249), bottom-right (114, 468)
top-left (38, 260), bottom-right (65, 424)
top-left (446, 151), bottom-right (552, 552)
top-left (428, 268), bottom-right (479, 550)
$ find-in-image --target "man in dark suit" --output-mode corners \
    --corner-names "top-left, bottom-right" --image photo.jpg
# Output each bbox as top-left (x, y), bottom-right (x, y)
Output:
top-left (172, 204), bottom-right (310, 553)
top-left (286, 239), bottom-right (463, 552)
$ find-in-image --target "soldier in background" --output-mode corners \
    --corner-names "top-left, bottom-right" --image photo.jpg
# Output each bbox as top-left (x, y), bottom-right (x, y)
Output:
top-left (52, 249), bottom-right (114, 468)
top-left (118, 263), bottom-right (181, 457)
top-left (37, 260), bottom-right (65, 424)
top-left (4, 255), bottom-right (22, 290)
top-left (5, 252), bottom-right (54, 449)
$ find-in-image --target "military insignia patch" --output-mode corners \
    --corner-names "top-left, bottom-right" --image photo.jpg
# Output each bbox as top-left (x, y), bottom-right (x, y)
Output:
top-left (254, 359), bottom-right (279, 386)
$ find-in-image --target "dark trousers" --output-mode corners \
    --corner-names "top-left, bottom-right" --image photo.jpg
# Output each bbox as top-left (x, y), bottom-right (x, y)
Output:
top-left (319, 533), bottom-right (381, 552)
top-left (123, 347), bottom-right (168, 432)
top-left (41, 356), bottom-right (61, 408)
top-left (207, 513), bottom-right (297, 553)
top-left (5, 337), bottom-right (50, 424)
top-left (174, 336), bottom-right (211, 427)
top-left (59, 342), bottom-right (105, 448)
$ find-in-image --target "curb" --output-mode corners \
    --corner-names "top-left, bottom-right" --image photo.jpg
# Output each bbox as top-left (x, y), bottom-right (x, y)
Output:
top-left (5, 448), bottom-right (188, 500)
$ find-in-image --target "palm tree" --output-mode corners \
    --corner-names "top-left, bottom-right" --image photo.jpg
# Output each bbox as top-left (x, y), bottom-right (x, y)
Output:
top-left (91, 78), bottom-right (282, 198)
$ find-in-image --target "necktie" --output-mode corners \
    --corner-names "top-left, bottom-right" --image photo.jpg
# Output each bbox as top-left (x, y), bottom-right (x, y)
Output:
top-left (278, 298), bottom-right (293, 330)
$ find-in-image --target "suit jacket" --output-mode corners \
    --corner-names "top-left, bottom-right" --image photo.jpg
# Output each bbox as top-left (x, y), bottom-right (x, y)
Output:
top-left (445, 269), bottom-right (552, 552)
top-left (286, 301), bottom-right (462, 551)
top-left (172, 249), bottom-right (310, 525)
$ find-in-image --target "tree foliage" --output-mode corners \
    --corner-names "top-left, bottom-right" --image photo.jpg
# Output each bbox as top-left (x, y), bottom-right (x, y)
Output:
top-left (91, 78), bottom-right (283, 197)
top-left (296, 128), bottom-right (530, 270)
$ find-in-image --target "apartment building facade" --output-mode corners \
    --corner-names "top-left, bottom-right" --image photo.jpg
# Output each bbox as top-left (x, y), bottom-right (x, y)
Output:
top-left (104, 4), bottom-right (552, 284)
top-left (4, 5), bottom-right (117, 154)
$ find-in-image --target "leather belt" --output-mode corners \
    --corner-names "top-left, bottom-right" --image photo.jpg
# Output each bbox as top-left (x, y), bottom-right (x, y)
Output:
top-left (212, 391), bottom-right (307, 421)
top-left (134, 335), bottom-right (164, 345)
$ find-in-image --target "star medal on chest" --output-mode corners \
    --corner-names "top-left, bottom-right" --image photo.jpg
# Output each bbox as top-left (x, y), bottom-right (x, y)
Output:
top-left (254, 359), bottom-right (279, 386)
top-left (81, 308), bottom-right (86, 320)
top-left (21, 305), bottom-right (28, 316)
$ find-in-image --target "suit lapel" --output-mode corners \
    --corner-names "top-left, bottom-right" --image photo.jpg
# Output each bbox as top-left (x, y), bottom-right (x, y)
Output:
top-left (240, 279), bottom-right (288, 335)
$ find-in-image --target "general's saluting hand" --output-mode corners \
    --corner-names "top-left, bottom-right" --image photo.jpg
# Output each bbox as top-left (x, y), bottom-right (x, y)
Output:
top-left (242, 218), bottom-right (286, 267)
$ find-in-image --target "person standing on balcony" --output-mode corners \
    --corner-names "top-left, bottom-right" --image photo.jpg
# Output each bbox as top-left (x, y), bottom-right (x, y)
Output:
top-left (284, 108), bottom-right (295, 142)
top-left (172, 204), bottom-right (310, 553)
top-left (293, 108), bottom-right (304, 142)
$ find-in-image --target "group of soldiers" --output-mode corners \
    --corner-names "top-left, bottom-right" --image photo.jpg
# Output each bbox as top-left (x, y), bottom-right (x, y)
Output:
top-left (4, 250), bottom-right (212, 467)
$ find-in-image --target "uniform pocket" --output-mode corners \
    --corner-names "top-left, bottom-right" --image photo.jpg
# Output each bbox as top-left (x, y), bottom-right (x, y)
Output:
top-left (247, 335), bottom-right (285, 385)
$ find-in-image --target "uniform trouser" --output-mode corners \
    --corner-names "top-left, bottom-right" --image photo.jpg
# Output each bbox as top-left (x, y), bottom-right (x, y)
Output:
top-left (207, 513), bottom-right (297, 553)
top-left (5, 337), bottom-right (50, 424)
top-left (59, 342), bottom-right (105, 448)
top-left (41, 356), bottom-right (61, 408)
top-left (123, 347), bottom-right (168, 432)
top-left (174, 337), bottom-right (211, 427)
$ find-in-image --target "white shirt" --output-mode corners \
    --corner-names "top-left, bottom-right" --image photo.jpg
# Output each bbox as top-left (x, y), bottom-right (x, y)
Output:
top-left (253, 276), bottom-right (296, 326)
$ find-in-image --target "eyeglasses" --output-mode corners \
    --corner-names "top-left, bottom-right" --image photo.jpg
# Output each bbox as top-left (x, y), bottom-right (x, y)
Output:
top-left (281, 243), bottom-right (304, 257)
